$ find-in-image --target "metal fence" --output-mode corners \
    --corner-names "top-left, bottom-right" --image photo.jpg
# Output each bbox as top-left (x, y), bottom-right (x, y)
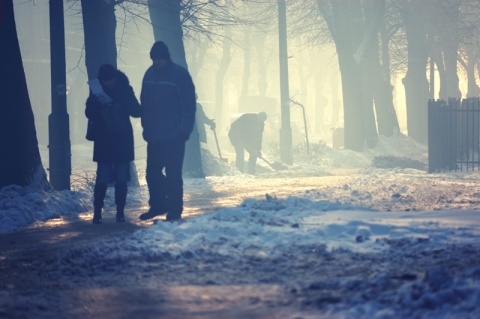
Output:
top-left (428, 98), bottom-right (480, 173)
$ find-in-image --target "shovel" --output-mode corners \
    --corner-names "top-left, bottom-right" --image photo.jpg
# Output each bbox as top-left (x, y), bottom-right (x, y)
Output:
top-left (259, 156), bottom-right (288, 170)
top-left (212, 127), bottom-right (228, 162)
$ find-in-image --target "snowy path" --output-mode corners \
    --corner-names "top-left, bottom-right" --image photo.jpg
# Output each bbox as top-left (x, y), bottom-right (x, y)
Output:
top-left (2, 167), bottom-right (480, 318)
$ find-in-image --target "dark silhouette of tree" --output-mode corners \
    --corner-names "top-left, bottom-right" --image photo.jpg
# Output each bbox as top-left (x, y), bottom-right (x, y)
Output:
top-left (80, 0), bottom-right (117, 78)
top-left (0, 0), bottom-right (50, 189)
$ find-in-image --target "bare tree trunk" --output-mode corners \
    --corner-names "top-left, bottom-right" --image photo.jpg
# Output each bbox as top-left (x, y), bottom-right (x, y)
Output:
top-left (0, 0), bottom-right (49, 189)
top-left (367, 0), bottom-right (399, 137)
top-left (148, 0), bottom-right (187, 68)
top-left (240, 27), bottom-right (251, 100)
top-left (401, 1), bottom-right (430, 144)
top-left (215, 27), bottom-right (232, 127)
top-left (329, 68), bottom-right (341, 128)
top-left (256, 31), bottom-right (268, 96)
top-left (438, 1), bottom-right (461, 99)
top-left (188, 43), bottom-right (208, 81)
top-left (464, 45), bottom-right (480, 98)
top-left (331, 0), bottom-right (374, 151)
top-left (81, 0), bottom-right (117, 79)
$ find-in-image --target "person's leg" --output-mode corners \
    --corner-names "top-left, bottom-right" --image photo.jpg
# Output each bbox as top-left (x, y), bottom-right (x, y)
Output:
top-left (247, 153), bottom-right (258, 174)
top-left (93, 163), bottom-right (112, 224)
top-left (114, 162), bottom-right (130, 222)
top-left (141, 143), bottom-right (168, 220)
top-left (165, 140), bottom-right (186, 221)
top-left (233, 143), bottom-right (245, 173)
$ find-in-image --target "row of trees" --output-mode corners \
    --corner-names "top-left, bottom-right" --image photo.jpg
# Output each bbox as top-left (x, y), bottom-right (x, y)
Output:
top-left (1, 0), bottom-right (236, 188)
top-left (285, 0), bottom-right (480, 150)
top-left (2, 0), bottom-right (480, 188)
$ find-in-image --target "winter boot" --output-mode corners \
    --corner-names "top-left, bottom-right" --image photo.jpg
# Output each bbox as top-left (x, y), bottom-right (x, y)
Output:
top-left (116, 206), bottom-right (125, 223)
top-left (93, 183), bottom-right (107, 224)
top-left (115, 182), bottom-right (127, 222)
top-left (93, 207), bottom-right (103, 224)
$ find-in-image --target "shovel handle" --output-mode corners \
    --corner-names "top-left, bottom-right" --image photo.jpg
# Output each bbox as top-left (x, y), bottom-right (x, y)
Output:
top-left (213, 128), bottom-right (224, 160)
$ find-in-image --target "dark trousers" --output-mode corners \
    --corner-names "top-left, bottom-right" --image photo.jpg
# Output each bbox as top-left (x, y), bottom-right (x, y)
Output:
top-left (146, 140), bottom-right (185, 217)
top-left (233, 142), bottom-right (257, 174)
top-left (94, 162), bottom-right (128, 215)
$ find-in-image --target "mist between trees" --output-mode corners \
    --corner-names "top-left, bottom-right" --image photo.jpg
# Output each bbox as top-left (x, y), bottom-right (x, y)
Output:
top-left (2, 0), bottom-right (478, 188)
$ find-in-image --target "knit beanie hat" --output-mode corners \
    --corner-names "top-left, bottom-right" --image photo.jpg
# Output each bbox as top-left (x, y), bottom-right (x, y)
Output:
top-left (150, 41), bottom-right (171, 60)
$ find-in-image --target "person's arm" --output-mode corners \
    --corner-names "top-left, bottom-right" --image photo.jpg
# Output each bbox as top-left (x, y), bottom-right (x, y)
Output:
top-left (140, 74), bottom-right (147, 129)
top-left (125, 84), bottom-right (142, 118)
top-left (85, 91), bottom-right (102, 120)
top-left (205, 117), bottom-right (216, 129)
top-left (197, 104), bottom-right (215, 129)
top-left (178, 68), bottom-right (197, 140)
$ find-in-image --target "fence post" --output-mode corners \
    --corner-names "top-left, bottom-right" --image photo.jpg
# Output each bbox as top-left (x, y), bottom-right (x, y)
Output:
top-left (428, 99), bottom-right (438, 173)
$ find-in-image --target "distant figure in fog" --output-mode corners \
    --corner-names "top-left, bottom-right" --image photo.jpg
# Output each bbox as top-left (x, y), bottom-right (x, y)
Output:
top-left (195, 94), bottom-right (216, 145)
top-left (228, 112), bottom-right (267, 174)
top-left (139, 41), bottom-right (196, 222)
top-left (85, 64), bottom-right (142, 224)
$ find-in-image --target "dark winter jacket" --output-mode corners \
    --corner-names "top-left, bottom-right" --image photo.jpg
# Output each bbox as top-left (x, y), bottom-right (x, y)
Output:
top-left (85, 71), bottom-right (141, 163)
top-left (228, 113), bottom-right (265, 155)
top-left (140, 61), bottom-right (196, 143)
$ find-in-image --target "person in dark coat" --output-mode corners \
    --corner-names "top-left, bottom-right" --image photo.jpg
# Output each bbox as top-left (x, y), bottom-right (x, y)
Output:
top-left (85, 64), bottom-right (141, 224)
top-left (139, 41), bottom-right (196, 222)
top-left (228, 112), bottom-right (267, 174)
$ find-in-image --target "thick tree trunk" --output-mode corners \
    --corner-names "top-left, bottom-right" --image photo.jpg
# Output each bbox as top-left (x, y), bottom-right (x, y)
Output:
top-left (188, 44), bottom-right (208, 81)
top-left (368, 0), bottom-right (399, 137)
top-left (437, 2), bottom-right (461, 100)
top-left (329, 69), bottom-right (341, 128)
top-left (0, 0), bottom-right (49, 189)
top-left (81, 0), bottom-right (117, 80)
top-left (465, 46), bottom-right (480, 98)
top-left (240, 27), bottom-right (251, 100)
top-left (148, 0), bottom-right (187, 68)
top-left (401, 2), bottom-right (430, 144)
top-left (331, 0), bottom-right (371, 151)
top-left (215, 27), bottom-right (232, 126)
top-left (256, 31), bottom-right (268, 96)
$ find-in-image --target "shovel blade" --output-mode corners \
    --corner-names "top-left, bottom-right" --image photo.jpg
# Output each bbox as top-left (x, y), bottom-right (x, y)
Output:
top-left (271, 161), bottom-right (288, 170)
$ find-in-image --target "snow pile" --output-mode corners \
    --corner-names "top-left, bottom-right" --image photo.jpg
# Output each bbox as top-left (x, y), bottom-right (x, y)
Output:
top-left (0, 184), bottom-right (92, 233)
top-left (67, 194), bottom-right (480, 262)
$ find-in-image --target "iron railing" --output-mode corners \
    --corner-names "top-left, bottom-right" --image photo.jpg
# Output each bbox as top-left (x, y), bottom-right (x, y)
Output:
top-left (428, 98), bottom-right (480, 173)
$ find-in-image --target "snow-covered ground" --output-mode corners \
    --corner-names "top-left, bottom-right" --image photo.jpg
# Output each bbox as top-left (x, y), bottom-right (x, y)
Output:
top-left (2, 134), bottom-right (480, 318)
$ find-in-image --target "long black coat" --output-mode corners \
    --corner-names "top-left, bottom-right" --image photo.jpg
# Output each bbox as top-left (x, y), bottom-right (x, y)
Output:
top-left (85, 71), bottom-right (141, 163)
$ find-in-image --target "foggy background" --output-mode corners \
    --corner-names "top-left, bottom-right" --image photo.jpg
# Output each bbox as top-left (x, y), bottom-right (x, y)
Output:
top-left (15, 0), bottom-right (469, 168)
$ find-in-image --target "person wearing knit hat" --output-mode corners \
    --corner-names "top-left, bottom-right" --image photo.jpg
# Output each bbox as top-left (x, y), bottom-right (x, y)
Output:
top-left (139, 41), bottom-right (197, 222)
top-left (149, 41), bottom-right (171, 61)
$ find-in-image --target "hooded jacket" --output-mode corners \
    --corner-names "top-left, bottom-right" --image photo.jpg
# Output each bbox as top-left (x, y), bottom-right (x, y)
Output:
top-left (85, 70), bottom-right (141, 163)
